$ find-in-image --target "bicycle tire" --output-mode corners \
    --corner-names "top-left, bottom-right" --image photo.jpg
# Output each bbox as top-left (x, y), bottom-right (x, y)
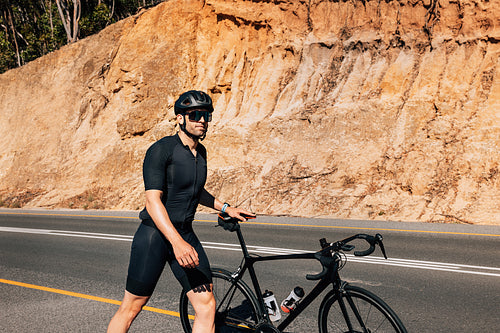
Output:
top-left (179, 267), bottom-right (262, 332)
top-left (318, 285), bottom-right (407, 333)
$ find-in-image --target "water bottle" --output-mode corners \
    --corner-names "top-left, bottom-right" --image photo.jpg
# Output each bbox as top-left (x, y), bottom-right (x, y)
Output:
top-left (262, 290), bottom-right (281, 321)
top-left (280, 286), bottom-right (305, 313)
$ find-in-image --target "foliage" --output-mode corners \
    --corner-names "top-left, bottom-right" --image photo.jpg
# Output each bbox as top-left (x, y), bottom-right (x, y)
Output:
top-left (0, 0), bottom-right (164, 74)
top-left (0, 31), bottom-right (16, 71)
top-left (80, 3), bottom-right (112, 37)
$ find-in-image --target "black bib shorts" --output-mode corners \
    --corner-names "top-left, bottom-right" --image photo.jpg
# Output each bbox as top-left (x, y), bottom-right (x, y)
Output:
top-left (125, 220), bottom-right (212, 296)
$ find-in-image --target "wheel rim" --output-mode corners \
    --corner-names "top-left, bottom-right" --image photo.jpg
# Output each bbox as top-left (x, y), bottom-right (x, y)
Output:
top-left (321, 288), bottom-right (404, 333)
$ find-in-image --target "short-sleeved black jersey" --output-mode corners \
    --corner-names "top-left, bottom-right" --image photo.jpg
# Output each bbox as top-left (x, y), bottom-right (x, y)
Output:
top-left (139, 134), bottom-right (209, 225)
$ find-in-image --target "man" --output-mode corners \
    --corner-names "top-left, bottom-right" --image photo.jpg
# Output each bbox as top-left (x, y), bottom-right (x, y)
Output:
top-left (107, 90), bottom-right (254, 332)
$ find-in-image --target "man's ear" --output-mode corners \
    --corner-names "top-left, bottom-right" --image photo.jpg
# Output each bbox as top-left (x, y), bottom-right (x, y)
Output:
top-left (177, 114), bottom-right (184, 125)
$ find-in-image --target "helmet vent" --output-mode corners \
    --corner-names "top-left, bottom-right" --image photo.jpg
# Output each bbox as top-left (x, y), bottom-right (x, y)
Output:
top-left (174, 90), bottom-right (214, 114)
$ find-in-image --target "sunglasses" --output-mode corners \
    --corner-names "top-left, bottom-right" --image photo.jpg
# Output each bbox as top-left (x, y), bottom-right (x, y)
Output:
top-left (182, 110), bottom-right (212, 122)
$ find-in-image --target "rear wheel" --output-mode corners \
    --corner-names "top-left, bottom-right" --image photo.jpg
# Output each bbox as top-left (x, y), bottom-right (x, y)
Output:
top-left (180, 267), bottom-right (261, 332)
top-left (318, 285), bottom-right (407, 333)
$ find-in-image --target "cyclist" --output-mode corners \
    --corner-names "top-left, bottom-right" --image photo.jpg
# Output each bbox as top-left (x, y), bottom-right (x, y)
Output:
top-left (107, 90), bottom-right (254, 333)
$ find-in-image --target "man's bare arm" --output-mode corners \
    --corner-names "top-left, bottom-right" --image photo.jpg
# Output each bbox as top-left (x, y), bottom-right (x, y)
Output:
top-left (200, 188), bottom-right (256, 221)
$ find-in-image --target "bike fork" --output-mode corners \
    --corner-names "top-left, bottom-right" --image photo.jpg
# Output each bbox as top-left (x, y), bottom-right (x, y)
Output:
top-left (337, 285), bottom-right (369, 333)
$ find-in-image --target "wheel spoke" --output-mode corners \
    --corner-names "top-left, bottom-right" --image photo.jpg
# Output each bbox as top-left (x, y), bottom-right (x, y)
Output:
top-left (319, 286), bottom-right (407, 333)
top-left (179, 268), bottom-right (260, 333)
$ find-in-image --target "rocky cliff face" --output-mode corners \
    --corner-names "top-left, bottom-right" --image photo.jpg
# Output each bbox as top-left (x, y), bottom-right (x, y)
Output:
top-left (0, 0), bottom-right (499, 224)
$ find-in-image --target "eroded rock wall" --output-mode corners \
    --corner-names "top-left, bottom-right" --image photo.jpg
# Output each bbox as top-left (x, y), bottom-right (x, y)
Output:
top-left (0, 0), bottom-right (499, 224)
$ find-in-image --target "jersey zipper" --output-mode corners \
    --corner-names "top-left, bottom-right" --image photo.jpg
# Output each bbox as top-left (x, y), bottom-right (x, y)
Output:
top-left (184, 152), bottom-right (198, 228)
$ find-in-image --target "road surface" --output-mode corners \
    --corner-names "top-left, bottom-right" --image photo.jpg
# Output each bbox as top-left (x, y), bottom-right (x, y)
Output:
top-left (1, 209), bottom-right (499, 332)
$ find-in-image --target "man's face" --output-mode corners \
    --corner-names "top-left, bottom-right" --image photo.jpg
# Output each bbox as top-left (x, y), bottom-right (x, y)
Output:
top-left (178, 109), bottom-right (210, 138)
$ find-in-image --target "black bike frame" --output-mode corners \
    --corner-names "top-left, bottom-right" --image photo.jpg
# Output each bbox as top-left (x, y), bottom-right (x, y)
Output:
top-left (230, 226), bottom-right (339, 331)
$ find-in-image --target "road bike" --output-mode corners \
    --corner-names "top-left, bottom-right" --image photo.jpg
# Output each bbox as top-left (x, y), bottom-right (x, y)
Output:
top-left (179, 213), bottom-right (407, 332)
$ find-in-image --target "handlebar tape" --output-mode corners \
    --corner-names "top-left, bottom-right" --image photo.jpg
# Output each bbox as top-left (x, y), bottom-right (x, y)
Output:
top-left (306, 252), bottom-right (336, 280)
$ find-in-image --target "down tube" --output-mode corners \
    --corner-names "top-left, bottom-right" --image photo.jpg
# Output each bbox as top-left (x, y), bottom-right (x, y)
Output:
top-left (247, 253), bottom-right (324, 330)
top-left (277, 278), bottom-right (331, 331)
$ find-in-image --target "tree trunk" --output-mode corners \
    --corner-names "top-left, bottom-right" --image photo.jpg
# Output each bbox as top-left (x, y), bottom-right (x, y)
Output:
top-left (2, 6), bottom-right (21, 66)
top-left (55, 0), bottom-right (80, 43)
top-left (72, 0), bottom-right (80, 42)
top-left (110, 0), bottom-right (115, 19)
top-left (48, 0), bottom-right (54, 40)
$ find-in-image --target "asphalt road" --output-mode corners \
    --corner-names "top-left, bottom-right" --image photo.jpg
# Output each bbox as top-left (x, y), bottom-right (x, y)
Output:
top-left (1, 209), bottom-right (499, 332)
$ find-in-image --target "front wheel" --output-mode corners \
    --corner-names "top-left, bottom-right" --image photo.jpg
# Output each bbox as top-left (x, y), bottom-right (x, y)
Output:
top-left (318, 285), bottom-right (407, 333)
top-left (179, 267), bottom-right (262, 332)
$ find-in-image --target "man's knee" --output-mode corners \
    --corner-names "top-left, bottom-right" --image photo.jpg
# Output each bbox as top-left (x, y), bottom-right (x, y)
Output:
top-left (119, 302), bottom-right (143, 317)
top-left (202, 293), bottom-right (216, 311)
top-left (188, 284), bottom-right (216, 315)
top-left (119, 292), bottom-right (149, 317)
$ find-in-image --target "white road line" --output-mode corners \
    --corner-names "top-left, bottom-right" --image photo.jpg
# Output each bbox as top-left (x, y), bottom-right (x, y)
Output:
top-left (0, 226), bottom-right (133, 241)
top-left (1, 226), bottom-right (499, 277)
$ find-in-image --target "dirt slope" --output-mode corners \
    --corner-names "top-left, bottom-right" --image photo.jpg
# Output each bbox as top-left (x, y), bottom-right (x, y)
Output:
top-left (0, 0), bottom-right (499, 224)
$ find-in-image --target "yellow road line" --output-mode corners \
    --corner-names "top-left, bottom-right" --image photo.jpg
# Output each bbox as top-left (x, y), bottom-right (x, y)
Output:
top-left (195, 219), bottom-right (500, 237)
top-left (1, 211), bottom-right (499, 237)
top-left (0, 211), bottom-right (137, 220)
top-left (0, 278), bottom-right (182, 318)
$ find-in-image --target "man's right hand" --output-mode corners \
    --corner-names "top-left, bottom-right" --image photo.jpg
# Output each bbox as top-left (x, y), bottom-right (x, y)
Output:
top-left (173, 239), bottom-right (199, 269)
top-left (225, 206), bottom-right (256, 222)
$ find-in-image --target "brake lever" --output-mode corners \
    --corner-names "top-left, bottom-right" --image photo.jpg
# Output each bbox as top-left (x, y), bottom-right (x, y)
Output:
top-left (375, 234), bottom-right (388, 259)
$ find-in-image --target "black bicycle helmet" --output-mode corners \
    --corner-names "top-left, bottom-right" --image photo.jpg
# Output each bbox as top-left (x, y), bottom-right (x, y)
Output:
top-left (174, 90), bottom-right (213, 115)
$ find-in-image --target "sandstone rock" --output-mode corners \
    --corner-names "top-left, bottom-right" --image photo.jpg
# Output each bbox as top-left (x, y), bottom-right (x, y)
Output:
top-left (0, 0), bottom-right (499, 224)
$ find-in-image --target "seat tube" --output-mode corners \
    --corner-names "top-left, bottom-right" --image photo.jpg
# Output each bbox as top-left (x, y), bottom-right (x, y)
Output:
top-left (248, 264), bottom-right (268, 320)
top-left (236, 227), bottom-right (251, 258)
top-left (235, 228), bottom-right (268, 317)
